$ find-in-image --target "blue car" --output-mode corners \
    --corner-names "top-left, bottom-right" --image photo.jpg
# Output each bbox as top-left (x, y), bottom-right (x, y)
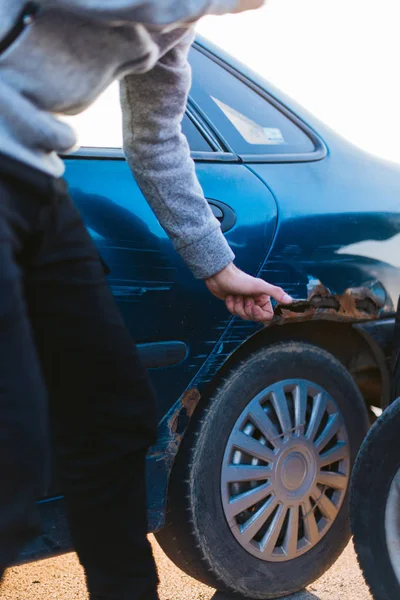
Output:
top-left (23, 37), bottom-right (400, 599)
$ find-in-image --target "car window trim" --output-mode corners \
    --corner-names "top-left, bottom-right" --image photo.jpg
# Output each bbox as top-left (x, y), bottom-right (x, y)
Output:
top-left (192, 41), bottom-right (327, 164)
top-left (187, 96), bottom-right (236, 155)
top-left (186, 105), bottom-right (239, 162)
top-left (63, 146), bottom-right (238, 163)
top-left (186, 104), bottom-right (222, 152)
top-left (62, 105), bottom-right (239, 164)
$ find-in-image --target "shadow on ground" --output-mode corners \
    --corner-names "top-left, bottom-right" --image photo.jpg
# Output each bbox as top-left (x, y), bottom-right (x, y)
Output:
top-left (212, 591), bottom-right (321, 600)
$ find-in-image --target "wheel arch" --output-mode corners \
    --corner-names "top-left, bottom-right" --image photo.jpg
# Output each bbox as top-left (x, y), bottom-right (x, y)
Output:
top-left (197, 319), bottom-right (391, 419)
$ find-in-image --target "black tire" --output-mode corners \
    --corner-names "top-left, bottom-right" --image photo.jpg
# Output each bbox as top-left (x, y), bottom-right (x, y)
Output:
top-left (156, 342), bottom-right (369, 599)
top-left (351, 398), bottom-right (400, 600)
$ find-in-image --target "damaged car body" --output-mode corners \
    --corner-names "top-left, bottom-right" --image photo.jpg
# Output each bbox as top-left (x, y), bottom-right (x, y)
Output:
top-left (21, 37), bottom-right (400, 598)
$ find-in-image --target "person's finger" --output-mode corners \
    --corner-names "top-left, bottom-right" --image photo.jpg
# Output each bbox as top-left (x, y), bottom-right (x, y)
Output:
top-left (226, 296), bottom-right (235, 315)
top-left (244, 297), bottom-right (255, 319)
top-left (252, 281), bottom-right (292, 304)
top-left (252, 304), bottom-right (266, 321)
top-left (252, 303), bottom-right (274, 322)
top-left (234, 295), bottom-right (244, 307)
top-left (226, 295), bottom-right (249, 320)
top-left (254, 294), bottom-right (270, 309)
top-left (233, 296), bottom-right (250, 320)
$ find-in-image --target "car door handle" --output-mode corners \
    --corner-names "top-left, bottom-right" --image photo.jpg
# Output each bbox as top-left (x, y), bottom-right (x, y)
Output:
top-left (207, 199), bottom-right (236, 233)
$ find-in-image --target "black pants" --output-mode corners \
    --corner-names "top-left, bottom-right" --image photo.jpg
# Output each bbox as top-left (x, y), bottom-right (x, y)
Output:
top-left (0, 153), bottom-right (159, 599)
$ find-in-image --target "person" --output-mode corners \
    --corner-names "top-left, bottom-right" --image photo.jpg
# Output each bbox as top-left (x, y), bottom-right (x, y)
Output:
top-left (0, 1), bottom-right (292, 598)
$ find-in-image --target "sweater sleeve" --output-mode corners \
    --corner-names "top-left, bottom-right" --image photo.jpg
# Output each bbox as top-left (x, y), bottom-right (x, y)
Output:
top-left (120, 32), bottom-right (235, 279)
top-left (50, 0), bottom-right (239, 27)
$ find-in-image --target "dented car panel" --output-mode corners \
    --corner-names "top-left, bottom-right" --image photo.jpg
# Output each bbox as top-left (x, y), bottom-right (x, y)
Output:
top-left (251, 158), bottom-right (400, 318)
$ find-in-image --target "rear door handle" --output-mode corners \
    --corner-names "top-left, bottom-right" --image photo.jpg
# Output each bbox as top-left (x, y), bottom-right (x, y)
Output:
top-left (207, 199), bottom-right (236, 233)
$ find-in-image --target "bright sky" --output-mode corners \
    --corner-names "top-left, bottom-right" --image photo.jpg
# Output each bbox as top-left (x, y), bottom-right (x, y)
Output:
top-left (198, 0), bottom-right (400, 163)
top-left (68, 0), bottom-right (400, 163)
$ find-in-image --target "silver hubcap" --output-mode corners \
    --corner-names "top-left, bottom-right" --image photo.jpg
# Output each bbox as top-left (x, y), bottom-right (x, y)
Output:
top-left (385, 468), bottom-right (400, 584)
top-left (221, 379), bottom-right (350, 561)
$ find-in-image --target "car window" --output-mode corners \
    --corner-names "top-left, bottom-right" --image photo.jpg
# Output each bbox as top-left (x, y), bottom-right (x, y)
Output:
top-left (181, 113), bottom-right (213, 152)
top-left (189, 47), bottom-right (315, 156)
top-left (62, 82), bottom-right (212, 152)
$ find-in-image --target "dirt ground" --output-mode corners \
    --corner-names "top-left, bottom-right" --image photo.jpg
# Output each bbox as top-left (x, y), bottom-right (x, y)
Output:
top-left (1, 537), bottom-right (371, 600)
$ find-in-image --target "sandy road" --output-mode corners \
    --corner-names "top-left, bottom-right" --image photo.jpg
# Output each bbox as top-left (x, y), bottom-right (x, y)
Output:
top-left (1, 538), bottom-right (371, 600)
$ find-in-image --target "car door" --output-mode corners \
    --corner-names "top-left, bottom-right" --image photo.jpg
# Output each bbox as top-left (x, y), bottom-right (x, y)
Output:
top-left (63, 50), bottom-right (278, 418)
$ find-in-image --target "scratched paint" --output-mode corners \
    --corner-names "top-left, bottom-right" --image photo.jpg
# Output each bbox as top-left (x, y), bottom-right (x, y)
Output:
top-left (146, 388), bottom-right (201, 530)
top-left (110, 283), bottom-right (172, 299)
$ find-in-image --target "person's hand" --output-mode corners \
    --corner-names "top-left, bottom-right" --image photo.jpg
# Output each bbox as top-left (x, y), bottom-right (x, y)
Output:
top-left (205, 263), bottom-right (293, 322)
top-left (232, 0), bottom-right (267, 14)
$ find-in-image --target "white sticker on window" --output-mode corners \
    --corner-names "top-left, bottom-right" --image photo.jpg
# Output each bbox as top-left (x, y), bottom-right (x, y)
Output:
top-left (263, 127), bottom-right (285, 144)
top-left (211, 97), bottom-right (285, 146)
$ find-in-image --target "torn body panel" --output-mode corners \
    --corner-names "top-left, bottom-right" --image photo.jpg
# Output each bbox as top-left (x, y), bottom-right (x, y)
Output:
top-left (146, 388), bottom-right (201, 532)
top-left (273, 279), bottom-right (390, 324)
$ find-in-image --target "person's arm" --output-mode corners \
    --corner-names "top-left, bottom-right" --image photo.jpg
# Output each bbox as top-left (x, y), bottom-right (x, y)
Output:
top-left (50, 0), bottom-right (266, 27)
top-left (121, 31), bottom-right (234, 279)
top-left (121, 33), bottom-right (292, 321)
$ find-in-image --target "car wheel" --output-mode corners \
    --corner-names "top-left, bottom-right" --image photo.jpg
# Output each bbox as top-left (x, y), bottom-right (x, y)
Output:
top-left (156, 342), bottom-right (369, 599)
top-left (351, 398), bottom-right (400, 600)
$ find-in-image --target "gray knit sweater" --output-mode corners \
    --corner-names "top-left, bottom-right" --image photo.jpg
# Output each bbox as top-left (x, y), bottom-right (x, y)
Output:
top-left (0, 0), bottom-right (237, 278)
